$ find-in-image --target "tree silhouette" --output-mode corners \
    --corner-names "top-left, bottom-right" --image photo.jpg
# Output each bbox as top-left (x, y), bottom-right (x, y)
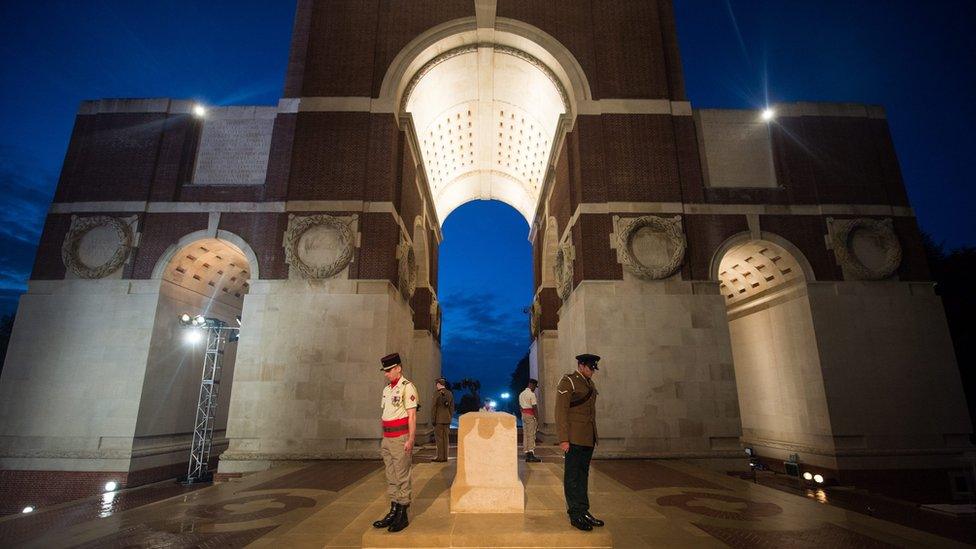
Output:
top-left (452, 377), bottom-right (482, 414)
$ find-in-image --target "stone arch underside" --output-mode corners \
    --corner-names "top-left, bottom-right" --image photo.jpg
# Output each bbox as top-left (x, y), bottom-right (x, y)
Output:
top-left (404, 45), bottom-right (566, 225)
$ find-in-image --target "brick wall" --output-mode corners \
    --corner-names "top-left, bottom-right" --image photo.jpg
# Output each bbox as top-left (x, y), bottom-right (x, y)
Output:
top-left (218, 213), bottom-right (290, 280)
top-left (130, 213), bottom-right (210, 279)
top-left (357, 213), bottom-right (400, 283)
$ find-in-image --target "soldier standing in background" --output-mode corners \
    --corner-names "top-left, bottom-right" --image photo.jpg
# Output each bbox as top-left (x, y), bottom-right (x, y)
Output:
top-left (372, 353), bottom-right (418, 533)
top-left (555, 354), bottom-right (605, 532)
top-left (519, 378), bottom-right (542, 462)
top-left (431, 377), bottom-right (454, 462)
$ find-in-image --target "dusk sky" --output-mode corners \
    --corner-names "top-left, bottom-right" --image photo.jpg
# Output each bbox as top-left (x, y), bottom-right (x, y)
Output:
top-left (1, 1), bottom-right (973, 398)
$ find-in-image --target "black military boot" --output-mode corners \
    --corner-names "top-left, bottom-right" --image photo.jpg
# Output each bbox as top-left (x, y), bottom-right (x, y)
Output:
top-left (525, 452), bottom-right (542, 462)
top-left (372, 502), bottom-right (396, 528)
top-left (570, 515), bottom-right (593, 531)
top-left (388, 503), bottom-right (409, 532)
top-left (582, 511), bottom-right (604, 527)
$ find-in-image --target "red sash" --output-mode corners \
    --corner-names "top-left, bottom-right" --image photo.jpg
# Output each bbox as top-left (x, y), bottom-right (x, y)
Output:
top-left (382, 417), bottom-right (409, 437)
top-left (521, 408), bottom-right (535, 416)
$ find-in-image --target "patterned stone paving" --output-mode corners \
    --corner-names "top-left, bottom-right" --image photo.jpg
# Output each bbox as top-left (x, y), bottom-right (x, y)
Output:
top-left (0, 455), bottom-right (970, 548)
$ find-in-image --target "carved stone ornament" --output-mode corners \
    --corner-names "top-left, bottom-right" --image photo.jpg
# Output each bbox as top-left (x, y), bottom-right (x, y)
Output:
top-left (615, 215), bottom-right (686, 280)
top-left (284, 214), bottom-right (356, 279)
top-left (553, 242), bottom-right (575, 300)
top-left (397, 239), bottom-right (418, 300)
top-left (430, 299), bottom-right (441, 337)
top-left (529, 296), bottom-right (541, 337)
top-left (61, 215), bottom-right (133, 279)
top-left (831, 217), bottom-right (902, 280)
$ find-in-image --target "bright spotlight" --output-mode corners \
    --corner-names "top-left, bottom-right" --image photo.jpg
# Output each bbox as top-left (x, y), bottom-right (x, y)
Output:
top-left (488, 400), bottom-right (497, 408)
top-left (500, 392), bottom-right (510, 399)
top-left (104, 481), bottom-right (118, 492)
top-left (761, 108), bottom-right (775, 121)
top-left (185, 330), bottom-right (203, 344)
top-left (22, 506), bottom-right (34, 514)
top-left (802, 471), bottom-right (813, 481)
top-left (180, 313), bottom-right (192, 325)
top-left (192, 104), bottom-right (207, 118)
top-left (813, 474), bottom-right (824, 484)
top-left (192, 315), bottom-right (206, 327)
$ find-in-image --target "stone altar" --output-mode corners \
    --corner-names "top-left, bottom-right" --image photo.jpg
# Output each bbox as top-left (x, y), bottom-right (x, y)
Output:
top-left (449, 412), bottom-right (524, 513)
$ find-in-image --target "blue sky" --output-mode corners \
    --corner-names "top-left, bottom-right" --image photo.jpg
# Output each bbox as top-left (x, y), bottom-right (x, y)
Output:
top-left (1, 1), bottom-right (974, 394)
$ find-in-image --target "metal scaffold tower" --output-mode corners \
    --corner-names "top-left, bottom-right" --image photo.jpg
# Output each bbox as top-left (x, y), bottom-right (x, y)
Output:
top-left (180, 315), bottom-right (238, 484)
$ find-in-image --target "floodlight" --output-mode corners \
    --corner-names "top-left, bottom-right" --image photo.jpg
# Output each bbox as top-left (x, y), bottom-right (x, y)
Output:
top-left (185, 330), bottom-right (203, 344)
top-left (22, 506), bottom-right (34, 514)
top-left (104, 481), bottom-right (118, 492)
top-left (192, 104), bottom-right (207, 118)
top-left (500, 392), bottom-right (510, 399)
top-left (488, 400), bottom-right (497, 408)
top-left (813, 474), bottom-right (824, 484)
top-left (803, 471), bottom-right (813, 481)
top-left (761, 108), bottom-right (775, 121)
top-left (192, 315), bottom-right (206, 327)
top-left (179, 313), bottom-right (192, 325)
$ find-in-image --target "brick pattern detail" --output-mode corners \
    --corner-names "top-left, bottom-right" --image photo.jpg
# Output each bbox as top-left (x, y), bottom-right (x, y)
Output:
top-left (287, 112), bottom-right (371, 201)
top-left (218, 212), bottom-right (290, 280)
top-left (55, 113), bottom-right (167, 203)
top-left (370, 0), bottom-right (473, 98)
top-left (550, 139), bottom-right (573, 239)
top-left (411, 286), bottom-right (433, 331)
top-left (399, 149), bottom-right (421, 230)
top-left (283, 0), bottom-right (314, 97)
top-left (300, 1), bottom-right (378, 97)
top-left (357, 213), bottom-right (400, 283)
top-left (264, 113), bottom-right (297, 200)
top-left (576, 214), bottom-right (621, 282)
top-left (759, 215), bottom-right (836, 281)
top-left (148, 116), bottom-right (201, 202)
top-left (365, 116), bottom-right (401, 202)
top-left (130, 213), bottom-right (210, 279)
top-left (673, 115), bottom-right (705, 202)
top-left (603, 114), bottom-right (682, 202)
top-left (29, 214), bottom-right (73, 280)
top-left (574, 117), bottom-right (607, 203)
top-left (0, 470), bottom-right (126, 517)
top-left (497, 0), bottom-right (681, 99)
top-left (769, 116), bottom-right (911, 207)
top-left (682, 214), bottom-right (749, 281)
top-left (178, 184), bottom-right (266, 202)
top-left (538, 287), bottom-right (560, 331)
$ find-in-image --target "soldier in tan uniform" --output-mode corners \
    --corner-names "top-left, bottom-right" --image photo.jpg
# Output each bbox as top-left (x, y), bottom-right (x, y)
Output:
top-left (555, 353), bottom-right (605, 531)
top-left (372, 353), bottom-right (418, 532)
top-left (430, 377), bottom-right (454, 462)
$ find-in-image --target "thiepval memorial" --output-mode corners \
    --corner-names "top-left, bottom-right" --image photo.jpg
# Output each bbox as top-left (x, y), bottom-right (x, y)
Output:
top-left (0, 0), bottom-right (971, 509)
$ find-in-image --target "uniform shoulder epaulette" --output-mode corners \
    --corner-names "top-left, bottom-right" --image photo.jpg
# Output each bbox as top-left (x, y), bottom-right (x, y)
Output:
top-left (403, 380), bottom-right (411, 385)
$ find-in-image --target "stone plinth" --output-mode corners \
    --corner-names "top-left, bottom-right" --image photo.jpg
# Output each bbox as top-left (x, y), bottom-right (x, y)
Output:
top-left (450, 412), bottom-right (524, 513)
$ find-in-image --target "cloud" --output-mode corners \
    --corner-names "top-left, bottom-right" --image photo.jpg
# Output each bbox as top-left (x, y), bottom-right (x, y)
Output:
top-left (0, 147), bottom-right (57, 314)
top-left (439, 291), bottom-right (529, 390)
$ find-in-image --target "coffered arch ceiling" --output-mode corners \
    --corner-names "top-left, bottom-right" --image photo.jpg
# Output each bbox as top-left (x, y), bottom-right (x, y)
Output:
top-left (404, 45), bottom-right (567, 225)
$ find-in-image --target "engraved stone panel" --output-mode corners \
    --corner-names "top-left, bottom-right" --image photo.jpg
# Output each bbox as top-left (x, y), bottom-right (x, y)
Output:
top-left (192, 107), bottom-right (276, 185)
top-left (698, 109), bottom-right (777, 188)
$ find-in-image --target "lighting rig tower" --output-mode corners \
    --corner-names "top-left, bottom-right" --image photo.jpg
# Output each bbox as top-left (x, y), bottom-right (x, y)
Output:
top-left (179, 314), bottom-right (240, 484)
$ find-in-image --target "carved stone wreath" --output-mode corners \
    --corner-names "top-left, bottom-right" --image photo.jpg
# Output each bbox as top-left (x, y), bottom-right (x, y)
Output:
top-left (61, 215), bottom-right (133, 279)
top-left (553, 242), bottom-right (575, 300)
top-left (529, 297), bottom-right (542, 337)
top-left (615, 215), bottom-right (686, 280)
top-left (284, 214), bottom-right (356, 279)
top-left (397, 240), bottom-right (417, 300)
top-left (831, 217), bottom-right (901, 280)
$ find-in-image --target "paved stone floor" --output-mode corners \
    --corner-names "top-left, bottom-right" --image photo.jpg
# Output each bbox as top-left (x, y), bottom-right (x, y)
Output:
top-left (0, 454), bottom-right (971, 548)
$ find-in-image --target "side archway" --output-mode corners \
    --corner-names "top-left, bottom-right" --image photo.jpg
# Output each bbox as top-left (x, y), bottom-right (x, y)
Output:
top-left (711, 232), bottom-right (833, 459)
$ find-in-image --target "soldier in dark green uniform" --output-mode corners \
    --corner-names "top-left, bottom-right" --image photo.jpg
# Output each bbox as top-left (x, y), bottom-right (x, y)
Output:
top-left (430, 377), bottom-right (454, 462)
top-left (555, 353), bottom-right (604, 531)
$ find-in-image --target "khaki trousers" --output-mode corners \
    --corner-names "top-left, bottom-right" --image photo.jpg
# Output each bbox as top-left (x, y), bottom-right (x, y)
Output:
top-left (380, 435), bottom-right (412, 505)
top-left (523, 414), bottom-right (537, 454)
top-left (434, 423), bottom-right (450, 460)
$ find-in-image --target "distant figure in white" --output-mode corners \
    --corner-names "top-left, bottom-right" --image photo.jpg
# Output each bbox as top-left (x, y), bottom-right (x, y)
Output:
top-left (519, 379), bottom-right (542, 462)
